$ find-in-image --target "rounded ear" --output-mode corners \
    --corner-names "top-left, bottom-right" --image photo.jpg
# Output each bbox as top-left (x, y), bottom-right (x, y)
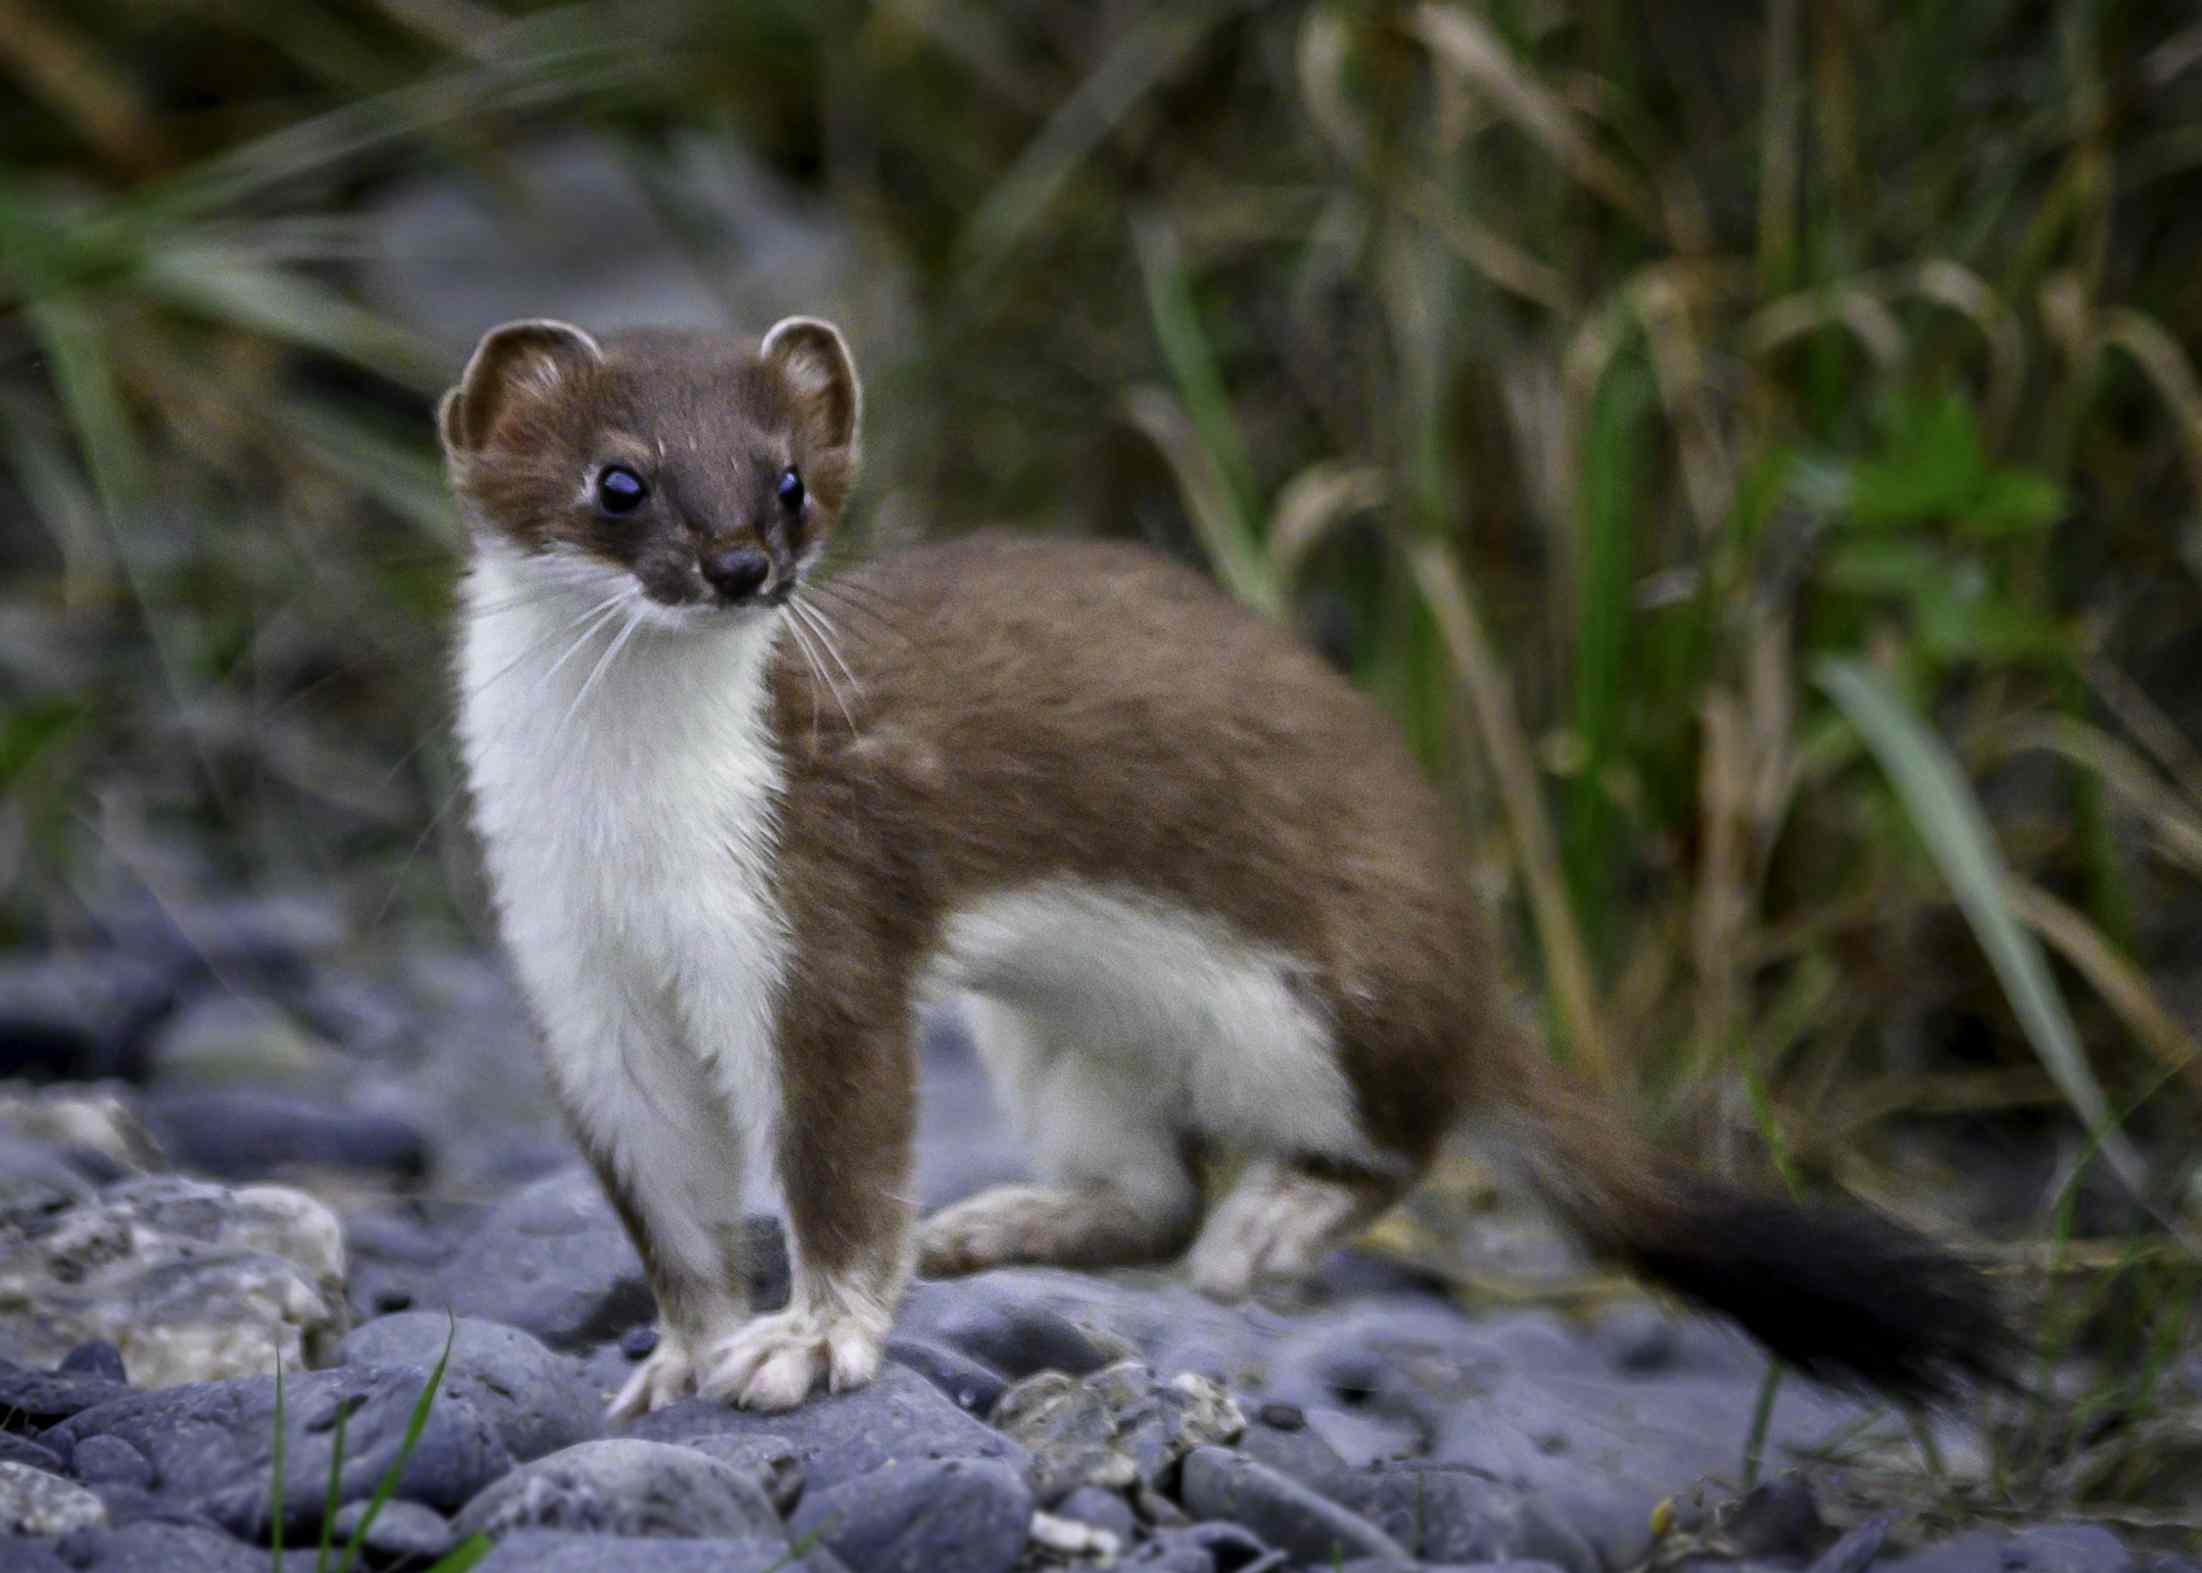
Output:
top-left (760, 316), bottom-right (861, 452)
top-left (439, 319), bottom-right (603, 456)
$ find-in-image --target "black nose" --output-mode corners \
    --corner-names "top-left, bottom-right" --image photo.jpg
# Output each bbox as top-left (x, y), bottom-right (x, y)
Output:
top-left (701, 547), bottom-right (771, 601)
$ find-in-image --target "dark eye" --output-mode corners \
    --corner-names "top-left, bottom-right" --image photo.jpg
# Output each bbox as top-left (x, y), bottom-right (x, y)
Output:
top-left (596, 465), bottom-right (648, 515)
top-left (776, 467), bottom-right (804, 511)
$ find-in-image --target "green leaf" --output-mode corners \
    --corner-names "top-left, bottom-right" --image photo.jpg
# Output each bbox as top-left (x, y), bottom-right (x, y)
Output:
top-left (334, 1314), bottom-right (459, 1573)
top-left (1967, 468), bottom-right (2065, 536)
top-left (1821, 539), bottom-right (1946, 596)
top-left (1850, 392), bottom-right (1987, 526)
top-left (1815, 658), bottom-right (2148, 1197)
top-left (269, 1354), bottom-right (285, 1569)
top-left (0, 700), bottom-right (88, 787)
top-left (421, 1537), bottom-right (494, 1573)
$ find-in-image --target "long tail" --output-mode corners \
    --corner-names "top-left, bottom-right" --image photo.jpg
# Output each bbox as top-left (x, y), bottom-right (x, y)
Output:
top-left (1490, 1036), bottom-right (2017, 1402)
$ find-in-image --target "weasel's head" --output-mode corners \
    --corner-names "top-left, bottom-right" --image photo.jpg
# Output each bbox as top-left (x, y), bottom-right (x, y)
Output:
top-left (438, 316), bottom-right (861, 628)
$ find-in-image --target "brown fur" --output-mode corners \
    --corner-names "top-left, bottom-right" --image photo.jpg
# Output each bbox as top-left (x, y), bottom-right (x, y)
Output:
top-left (447, 318), bottom-right (2014, 1408)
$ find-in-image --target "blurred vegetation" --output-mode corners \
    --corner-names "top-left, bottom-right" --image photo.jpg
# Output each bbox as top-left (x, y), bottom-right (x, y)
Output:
top-left (3, 0), bottom-right (2202, 1525)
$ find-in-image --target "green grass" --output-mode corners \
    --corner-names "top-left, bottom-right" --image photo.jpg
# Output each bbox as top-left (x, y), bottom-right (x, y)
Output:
top-left (266, 1314), bottom-right (490, 1573)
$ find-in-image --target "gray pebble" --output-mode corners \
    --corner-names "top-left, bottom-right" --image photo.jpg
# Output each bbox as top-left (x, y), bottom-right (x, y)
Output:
top-left (0, 1357), bottom-right (130, 1429)
top-left (0, 1433), bottom-right (66, 1476)
top-left (44, 1363), bottom-right (511, 1543)
top-left (630, 1363), bottom-right (1029, 1492)
top-left (339, 1311), bottom-right (603, 1462)
top-left (1336, 1562), bottom-right (1568, 1573)
top-left (792, 1456), bottom-right (1033, 1573)
top-left (45, 1521), bottom-right (279, 1572)
top-left (887, 1335), bottom-right (1007, 1414)
top-left (451, 1438), bottom-right (786, 1545)
top-left (1179, 1445), bottom-right (1408, 1566)
top-left (470, 1530), bottom-right (849, 1572)
top-left (2008, 1526), bottom-right (2138, 1573)
top-left (60, 1341), bottom-right (129, 1385)
top-left (899, 1277), bottom-right (1109, 1378)
top-left (329, 1497), bottom-right (452, 1561)
top-left (672, 1433), bottom-right (804, 1514)
top-left (71, 1435), bottom-right (154, 1492)
top-left (1060, 1483), bottom-right (1140, 1544)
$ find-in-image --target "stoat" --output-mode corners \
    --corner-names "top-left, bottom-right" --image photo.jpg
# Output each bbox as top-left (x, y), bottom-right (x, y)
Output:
top-left (441, 316), bottom-right (2010, 1420)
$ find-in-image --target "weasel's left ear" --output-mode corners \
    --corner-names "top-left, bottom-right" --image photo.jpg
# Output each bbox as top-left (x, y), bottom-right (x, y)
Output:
top-left (439, 318), bottom-right (604, 459)
top-left (761, 316), bottom-right (861, 455)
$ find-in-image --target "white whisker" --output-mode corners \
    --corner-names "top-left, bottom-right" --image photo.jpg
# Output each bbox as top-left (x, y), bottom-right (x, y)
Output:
top-left (785, 602), bottom-right (858, 739)
top-left (791, 596), bottom-right (863, 706)
top-left (523, 594), bottom-right (631, 714)
top-left (779, 609), bottom-right (836, 749)
top-left (468, 589), bottom-right (627, 705)
top-left (553, 601), bottom-right (647, 749)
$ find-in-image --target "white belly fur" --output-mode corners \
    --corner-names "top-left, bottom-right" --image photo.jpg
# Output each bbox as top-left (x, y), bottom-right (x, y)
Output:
top-left (927, 881), bottom-right (1371, 1166)
top-left (457, 544), bottom-right (789, 1273)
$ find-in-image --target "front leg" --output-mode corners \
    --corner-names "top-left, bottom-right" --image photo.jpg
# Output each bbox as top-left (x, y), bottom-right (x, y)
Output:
top-left (540, 1010), bottom-right (753, 1423)
top-left (700, 993), bottom-right (915, 1411)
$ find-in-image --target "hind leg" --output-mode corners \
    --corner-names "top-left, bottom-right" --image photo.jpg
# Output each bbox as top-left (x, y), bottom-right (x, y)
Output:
top-left (919, 998), bottom-right (1199, 1275)
top-left (1187, 1156), bottom-right (1407, 1301)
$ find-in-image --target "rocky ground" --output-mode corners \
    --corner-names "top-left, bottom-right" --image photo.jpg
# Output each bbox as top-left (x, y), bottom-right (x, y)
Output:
top-left (0, 889), bottom-right (2190, 1573)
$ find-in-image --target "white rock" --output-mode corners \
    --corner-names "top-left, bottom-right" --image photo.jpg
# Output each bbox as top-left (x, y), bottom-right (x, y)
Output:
top-left (0, 1175), bottom-right (347, 1385)
top-left (0, 1460), bottom-right (107, 1535)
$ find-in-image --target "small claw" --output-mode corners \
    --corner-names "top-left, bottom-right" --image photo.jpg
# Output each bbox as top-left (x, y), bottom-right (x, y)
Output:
top-left (607, 1340), bottom-right (696, 1422)
top-left (701, 1308), bottom-right (885, 1411)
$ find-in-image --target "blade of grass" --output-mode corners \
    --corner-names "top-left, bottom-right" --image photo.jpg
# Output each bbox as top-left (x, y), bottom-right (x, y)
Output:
top-left (2004, 877), bottom-right (2202, 1102)
top-left (422, 1537), bottom-right (494, 1573)
top-left (335, 1313), bottom-right (459, 1573)
top-left (1407, 538), bottom-right (1613, 1084)
top-left (1814, 657), bottom-right (2148, 1197)
top-left (1566, 345), bottom-right (1655, 969)
top-left (1133, 217), bottom-right (1268, 587)
top-left (1122, 385), bottom-right (1278, 618)
top-left (317, 1399), bottom-right (351, 1572)
top-left (270, 1353), bottom-right (285, 1570)
top-left (954, 3), bottom-right (1247, 284)
top-left (137, 246), bottom-right (445, 388)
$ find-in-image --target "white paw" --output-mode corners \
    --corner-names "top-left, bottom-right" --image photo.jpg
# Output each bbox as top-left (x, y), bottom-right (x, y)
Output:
top-left (1187, 1167), bottom-right (1356, 1302)
top-left (700, 1307), bottom-right (885, 1412)
top-left (916, 1187), bottom-right (1048, 1276)
top-left (607, 1337), bottom-right (696, 1422)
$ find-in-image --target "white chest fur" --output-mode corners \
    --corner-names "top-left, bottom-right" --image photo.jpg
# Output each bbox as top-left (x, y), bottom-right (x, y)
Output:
top-left (455, 546), bottom-right (790, 1197)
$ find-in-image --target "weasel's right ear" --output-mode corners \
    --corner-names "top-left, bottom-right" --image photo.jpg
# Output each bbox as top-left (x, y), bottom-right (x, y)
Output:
top-left (438, 319), bottom-right (603, 457)
top-left (760, 316), bottom-right (861, 455)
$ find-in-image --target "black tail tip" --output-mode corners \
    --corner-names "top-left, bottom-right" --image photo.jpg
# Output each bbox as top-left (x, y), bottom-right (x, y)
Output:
top-left (1634, 1181), bottom-right (2020, 1405)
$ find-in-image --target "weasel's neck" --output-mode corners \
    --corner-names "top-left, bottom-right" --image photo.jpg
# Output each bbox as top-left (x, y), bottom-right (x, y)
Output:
top-left (456, 542), bottom-right (784, 792)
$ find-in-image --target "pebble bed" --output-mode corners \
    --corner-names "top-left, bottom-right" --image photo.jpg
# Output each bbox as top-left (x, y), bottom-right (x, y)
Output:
top-left (0, 897), bottom-right (2186, 1573)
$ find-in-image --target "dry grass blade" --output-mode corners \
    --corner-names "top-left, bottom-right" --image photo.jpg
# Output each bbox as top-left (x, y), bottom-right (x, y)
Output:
top-left (1407, 537), bottom-right (1613, 1085)
top-left (1901, 260), bottom-right (2026, 442)
top-left (1694, 691), bottom-right (1751, 1067)
top-left (1266, 462), bottom-right (1384, 591)
top-left (0, 0), bottom-right (168, 171)
top-left (1816, 657), bottom-right (2150, 1200)
top-left (2096, 306), bottom-right (2202, 509)
top-left (1745, 284), bottom-right (1905, 366)
top-left (1122, 384), bottom-right (1280, 619)
top-left (2003, 876), bottom-right (2202, 1102)
top-left (1994, 715), bottom-right (2202, 877)
top-left (955, 2), bottom-right (1248, 282)
top-left (1411, 4), bottom-right (1661, 232)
